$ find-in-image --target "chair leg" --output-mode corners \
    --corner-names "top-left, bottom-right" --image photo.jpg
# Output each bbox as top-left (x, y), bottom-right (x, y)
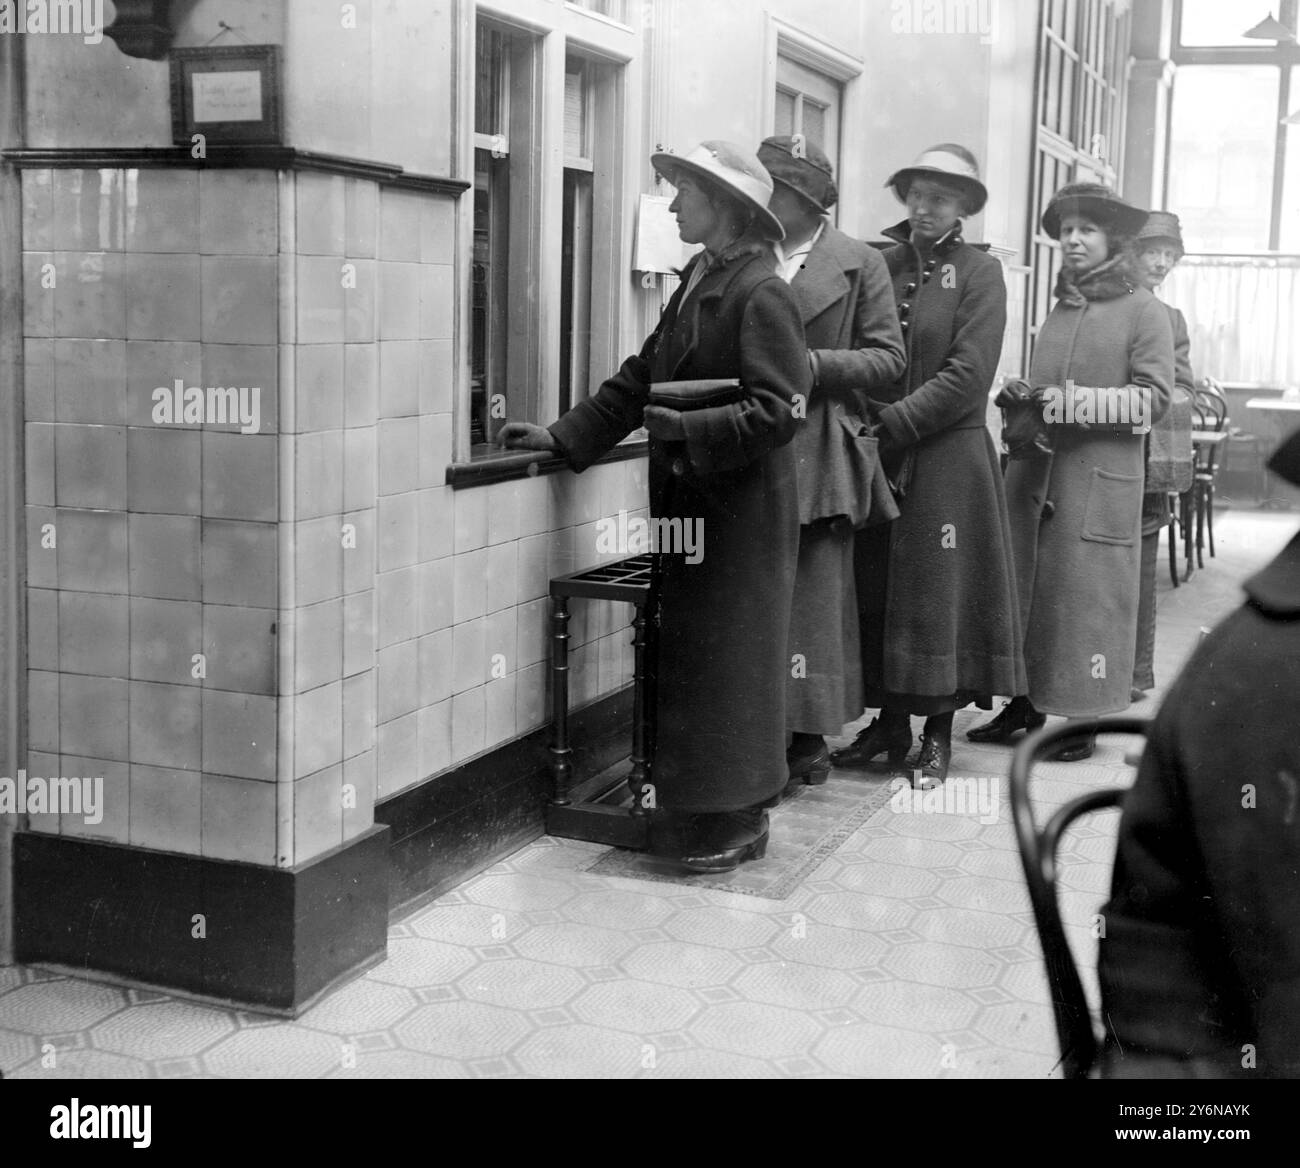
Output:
top-left (1167, 509), bottom-right (1179, 588)
top-left (1181, 490), bottom-right (1195, 582)
top-left (1201, 481), bottom-right (1211, 556)
top-left (1195, 482), bottom-right (1206, 570)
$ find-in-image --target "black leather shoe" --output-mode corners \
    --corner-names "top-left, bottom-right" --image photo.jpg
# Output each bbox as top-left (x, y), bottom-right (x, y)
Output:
top-left (786, 740), bottom-right (831, 792)
top-left (912, 727), bottom-right (951, 790)
top-left (966, 697), bottom-right (1046, 743)
top-left (675, 809), bottom-right (770, 874)
top-left (829, 717), bottom-right (912, 769)
top-left (1129, 687), bottom-right (1147, 703)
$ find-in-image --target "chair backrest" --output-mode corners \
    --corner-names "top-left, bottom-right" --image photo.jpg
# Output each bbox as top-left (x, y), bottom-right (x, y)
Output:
top-left (1009, 717), bottom-right (1147, 1079)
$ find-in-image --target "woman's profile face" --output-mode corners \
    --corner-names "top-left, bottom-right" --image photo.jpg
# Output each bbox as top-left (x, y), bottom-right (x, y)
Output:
top-left (1136, 243), bottom-right (1180, 290)
top-left (905, 177), bottom-right (965, 243)
top-left (1058, 213), bottom-right (1110, 273)
top-left (668, 175), bottom-right (720, 246)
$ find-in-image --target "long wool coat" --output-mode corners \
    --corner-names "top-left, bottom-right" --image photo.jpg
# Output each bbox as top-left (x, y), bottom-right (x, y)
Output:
top-left (856, 221), bottom-right (1025, 710)
top-left (550, 238), bottom-right (809, 813)
top-left (786, 224), bottom-right (905, 735)
top-left (1005, 261), bottom-right (1173, 716)
top-left (1099, 532), bottom-right (1300, 1076)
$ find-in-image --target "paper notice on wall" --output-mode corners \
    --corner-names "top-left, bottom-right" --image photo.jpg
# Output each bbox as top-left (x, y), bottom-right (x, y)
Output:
top-left (635, 194), bottom-right (695, 273)
top-left (192, 70), bottom-right (263, 123)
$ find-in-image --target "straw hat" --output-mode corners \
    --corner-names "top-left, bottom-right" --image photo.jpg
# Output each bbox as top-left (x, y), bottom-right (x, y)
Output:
top-left (651, 141), bottom-right (785, 241)
top-left (885, 144), bottom-right (988, 215)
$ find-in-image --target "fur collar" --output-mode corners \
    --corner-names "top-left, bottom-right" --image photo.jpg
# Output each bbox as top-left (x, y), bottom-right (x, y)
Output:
top-left (1053, 252), bottom-right (1137, 307)
top-left (678, 232), bottom-right (775, 280)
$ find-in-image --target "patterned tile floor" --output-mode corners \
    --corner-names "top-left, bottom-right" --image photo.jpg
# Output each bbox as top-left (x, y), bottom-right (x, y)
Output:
top-left (2, 510), bottom-right (1293, 1079)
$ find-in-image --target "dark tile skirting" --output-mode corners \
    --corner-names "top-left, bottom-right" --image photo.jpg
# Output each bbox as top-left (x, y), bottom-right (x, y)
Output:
top-left (11, 688), bottom-right (633, 1009)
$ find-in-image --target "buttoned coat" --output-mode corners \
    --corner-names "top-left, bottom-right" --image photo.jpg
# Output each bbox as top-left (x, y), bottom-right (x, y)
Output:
top-left (1004, 267), bottom-right (1173, 716)
top-left (1099, 532), bottom-right (1300, 1077)
top-left (854, 221), bottom-right (1025, 709)
top-left (550, 239), bottom-right (810, 813)
top-left (786, 225), bottom-right (905, 733)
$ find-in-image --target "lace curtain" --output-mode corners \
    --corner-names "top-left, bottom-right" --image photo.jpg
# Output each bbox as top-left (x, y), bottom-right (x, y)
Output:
top-left (1162, 255), bottom-right (1300, 387)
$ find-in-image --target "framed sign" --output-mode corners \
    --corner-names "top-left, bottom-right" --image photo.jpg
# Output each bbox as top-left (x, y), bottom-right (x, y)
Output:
top-left (170, 45), bottom-right (282, 146)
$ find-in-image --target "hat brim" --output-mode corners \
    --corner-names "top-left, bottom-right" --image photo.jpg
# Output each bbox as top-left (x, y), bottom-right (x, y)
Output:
top-left (1135, 233), bottom-right (1185, 257)
top-left (652, 152), bottom-right (785, 241)
top-left (1043, 196), bottom-right (1147, 240)
top-left (768, 172), bottom-right (833, 215)
top-left (887, 166), bottom-right (988, 215)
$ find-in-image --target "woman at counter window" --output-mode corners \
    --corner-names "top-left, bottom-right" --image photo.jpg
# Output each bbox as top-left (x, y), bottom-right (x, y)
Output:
top-left (501, 141), bottom-right (810, 872)
top-left (754, 135), bottom-right (906, 791)
top-left (830, 144), bottom-right (1025, 789)
top-left (968, 183), bottom-right (1173, 760)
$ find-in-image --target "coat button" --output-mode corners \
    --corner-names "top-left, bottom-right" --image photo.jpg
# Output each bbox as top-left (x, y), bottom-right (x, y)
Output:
top-left (671, 458), bottom-right (685, 476)
top-left (1042, 500), bottom-right (1055, 519)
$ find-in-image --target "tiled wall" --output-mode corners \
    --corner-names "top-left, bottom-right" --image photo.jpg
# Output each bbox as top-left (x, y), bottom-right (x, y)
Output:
top-left (21, 165), bottom-right (649, 870)
top-left (22, 166), bottom-right (281, 863)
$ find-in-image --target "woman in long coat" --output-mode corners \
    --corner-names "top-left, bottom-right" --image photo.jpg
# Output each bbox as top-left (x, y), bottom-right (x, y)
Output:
top-left (754, 136), bottom-right (906, 788)
top-left (831, 144), bottom-right (1025, 788)
top-left (502, 141), bottom-right (810, 871)
top-left (969, 183), bottom-right (1173, 759)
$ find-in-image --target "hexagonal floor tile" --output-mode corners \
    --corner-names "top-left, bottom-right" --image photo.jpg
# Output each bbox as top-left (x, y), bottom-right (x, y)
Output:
top-left (562, 888), bottom-right (676, 930)
top-left (513, 1023), bottom-right (646, 1078)
top-left (199, 1025), bottom-right (344, 1078)
top-left (662, 907), bottom-right (778, 951)
top-left (91, 1000), bottom-right (238, 1059)
top-left (688, 1000), bottom-right (822, 1061)
top-left (297, 978), bottom-right (417, 1036)
top-left (367, 937), bottom-right (478, 987)
top-left (0, 979), bottom-right (129, 1036)
top-left (511, 922), bottom-right (636, 969)
top-left (461, 872), bottom-right (579, 912)
top-left (393, 1000), bottom-right (531, 1059)
top-left (881, 941), bottom-right (1002, 989)
top-left (457, 959), bottom-right (586, 1010)
top-left (731, 963), bottom-right (860, 1012)
top-left (852, 980), bottom-right (981, 1033)
top-left (569, 978), bottom-right (699, 1034)
top-left (619, 940), bottom-right (744, 989)
top-left (812, 1020), bottom-right (942, 1077)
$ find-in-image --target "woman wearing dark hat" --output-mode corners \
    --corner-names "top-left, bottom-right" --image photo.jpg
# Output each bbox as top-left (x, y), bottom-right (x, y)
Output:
top-left (831, 144), bottom-right (1025, 788)
top-left (501, 141), bottom-right (810, 872)
top-left (968, 182), bottom-right (1173, 759)
top-left (1097, 426), bottom-right (1300, 1078)
top-left (1131, 210), bottom-right (1195, 699)
top-left (754, 135), bottom-right (906, 790)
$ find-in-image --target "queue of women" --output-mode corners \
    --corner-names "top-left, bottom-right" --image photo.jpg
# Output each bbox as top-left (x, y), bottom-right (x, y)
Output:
top-left (500, 137), bottom-right (1188, 874)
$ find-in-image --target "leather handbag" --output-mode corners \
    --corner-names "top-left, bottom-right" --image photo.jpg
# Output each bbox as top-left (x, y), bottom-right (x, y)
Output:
top-left (649, 378), bottom-right (745, 411)
top-left (996, 378), bottom-right (1054, 459)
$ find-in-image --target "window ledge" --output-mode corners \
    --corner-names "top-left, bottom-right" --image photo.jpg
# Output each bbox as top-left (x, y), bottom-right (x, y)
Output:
top-left (446, 439), bottom-right (648, 489)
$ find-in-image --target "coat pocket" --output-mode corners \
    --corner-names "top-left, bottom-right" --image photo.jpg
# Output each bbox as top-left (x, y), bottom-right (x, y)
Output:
top-left (1080, 467), bottom-right (1143, 546)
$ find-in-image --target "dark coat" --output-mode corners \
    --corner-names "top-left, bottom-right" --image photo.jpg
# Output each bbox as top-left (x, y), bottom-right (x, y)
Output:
top-left (1005, 262), bottom-right (1173, 716)
top-left (550, 238), bottom-right (810, 813)
top-left (856, 221), bottom-right (1025, 708)
top-left (1099, 532), bottom-right (1300, 1077)
top-left (787, 225), bottom-right (905, 733)
top-left (1144, 301), bottom-right (1194, 506)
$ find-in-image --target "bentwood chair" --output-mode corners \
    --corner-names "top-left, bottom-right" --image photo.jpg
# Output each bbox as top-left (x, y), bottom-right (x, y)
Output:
top-left (1190, 383), bottom-right (1228, 568)
top-left (1009, 717), bottom-right (1147, 1079)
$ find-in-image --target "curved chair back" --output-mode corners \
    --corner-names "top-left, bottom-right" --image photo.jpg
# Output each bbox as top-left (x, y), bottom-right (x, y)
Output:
top-left (1009, 717), bottom-right (1148, 1079)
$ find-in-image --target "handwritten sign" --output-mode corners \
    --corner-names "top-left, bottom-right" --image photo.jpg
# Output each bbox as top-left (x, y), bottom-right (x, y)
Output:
top-left (192, 70), bottom-right (263, 123)
top-left (634, 194), bottom-right (698, 274)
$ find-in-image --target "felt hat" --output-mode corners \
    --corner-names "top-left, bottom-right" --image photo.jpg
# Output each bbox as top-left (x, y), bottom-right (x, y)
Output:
top-left (651, 140), bottom-right (785, 241)
top-left (1042, 182), bottom-right (1146, 240)
top-left (885, 144), bottom-right (988, 215)
top-left (1136, 210), bottom-right (1186, 258)
top-left (757, 135), bottom-right (838, 213)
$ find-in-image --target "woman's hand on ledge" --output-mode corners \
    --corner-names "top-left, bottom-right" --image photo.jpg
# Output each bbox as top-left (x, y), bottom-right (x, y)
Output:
top-left (498, 422), bottom-right (558, 452)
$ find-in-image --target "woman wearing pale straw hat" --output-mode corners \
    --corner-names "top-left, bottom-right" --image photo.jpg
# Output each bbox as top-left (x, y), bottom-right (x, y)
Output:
top-left (754, 135), bottom-right (906, 792)
top-left (1131, 210), bottom-right (1195, 700)
top-left (501, 141), bottom-right (810, 872)
top-left (830, 144), bottom-right (1025, 789)
top-left (969, 182), bottom-right (1173, 760)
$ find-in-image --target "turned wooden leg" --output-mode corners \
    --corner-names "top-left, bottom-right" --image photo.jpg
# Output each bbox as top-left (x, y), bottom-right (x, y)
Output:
top-left (549, 595), bottom-right (573, 806)
top-left (628, 602), bottom-right (651, 816)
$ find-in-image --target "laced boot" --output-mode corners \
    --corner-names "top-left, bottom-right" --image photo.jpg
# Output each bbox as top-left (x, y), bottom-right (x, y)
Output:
top-left (829, 709), bottom-right (912, 769)
top-left (675, 808), bottom-right (770, 874)
top-left (912, 712), bottom-right (952, 790)
top-left (786, 733), bottom-right (831, 793)
top-left (966, 696), bottom-right (1046, 743)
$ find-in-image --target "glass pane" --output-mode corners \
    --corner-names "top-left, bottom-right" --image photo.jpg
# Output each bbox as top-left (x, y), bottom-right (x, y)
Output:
top-left (801, 100), bottom-right (827, 150)
top-left (475, 26), bottom-right (506, 137)
top-left (1179, 0), bottom-right (1277, 47)
top-left (560, 171), bottom-right (594, 413)
top-left (1169, 65), bottom-right (1279, 250)
top-left (1045, 44), bottom-right (1061, 133)
top-left (1282, 68), bottom-right (1300, 251)
top-left (564, 62), bottom-right (588, 159)
top-left (774, 87), bottom-right (796, 137)
top-left (472, 148), bottom-right (510, 445)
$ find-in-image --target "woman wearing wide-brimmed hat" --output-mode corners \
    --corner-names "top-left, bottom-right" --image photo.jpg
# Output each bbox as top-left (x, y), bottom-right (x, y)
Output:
top-left (754, 135), bottom-right (906, 792)
top-left (501, 141), bottom-right (810, 872)
top-left (1131, 210), bottom-right (1195, 699)
top-left (968, 182), bottom-right (1173, 759)
top-left (831, 144), bottom-right (1025, 788)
